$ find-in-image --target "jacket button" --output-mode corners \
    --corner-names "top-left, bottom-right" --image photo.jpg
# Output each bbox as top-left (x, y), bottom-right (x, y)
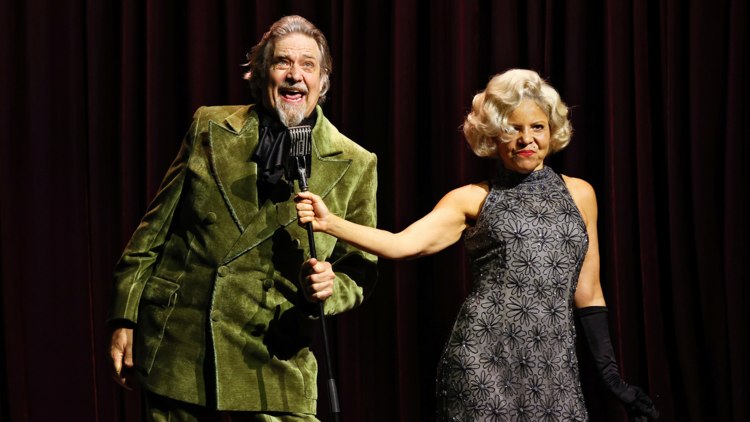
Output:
top-left (205, 212), bottom-right (217, 224)
top-left (210, 310), bottom-right (221, 321)
top-left (217, 266), bottom-right (229, 277)
top-left (263, 279), bottom-right (274, 291)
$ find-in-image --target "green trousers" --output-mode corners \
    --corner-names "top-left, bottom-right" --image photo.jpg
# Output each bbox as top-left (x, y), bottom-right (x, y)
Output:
top-left (145, 392), bottom-right (321, 422)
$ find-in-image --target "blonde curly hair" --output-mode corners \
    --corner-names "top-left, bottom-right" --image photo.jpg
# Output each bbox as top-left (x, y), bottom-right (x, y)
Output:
top-left (463, 69), bottom-right (572, 157)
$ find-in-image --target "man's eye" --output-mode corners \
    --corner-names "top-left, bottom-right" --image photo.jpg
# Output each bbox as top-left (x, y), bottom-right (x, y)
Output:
top-left (275, 61), bottom-right (290, 69)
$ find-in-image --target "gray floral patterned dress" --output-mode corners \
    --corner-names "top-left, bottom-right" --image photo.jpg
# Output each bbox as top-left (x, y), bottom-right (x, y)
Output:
top-left (436, 166), bottom-right (590, 422)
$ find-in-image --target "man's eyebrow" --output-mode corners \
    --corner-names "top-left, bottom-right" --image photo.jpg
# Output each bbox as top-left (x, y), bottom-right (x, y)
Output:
top-left (302, 53), bottom-right (318, 60)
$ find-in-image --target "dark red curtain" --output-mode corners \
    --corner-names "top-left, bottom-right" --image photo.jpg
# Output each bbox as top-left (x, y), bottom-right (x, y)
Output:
top-left (1, 1), bottom-right (748, 421)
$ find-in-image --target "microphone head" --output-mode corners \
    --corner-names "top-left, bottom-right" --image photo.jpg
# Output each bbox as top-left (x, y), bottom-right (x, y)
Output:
top-left (284, 125), bottom-right (312, 188)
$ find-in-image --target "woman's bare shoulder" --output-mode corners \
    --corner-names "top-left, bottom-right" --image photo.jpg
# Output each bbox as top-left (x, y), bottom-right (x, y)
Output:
top-left (560, 175), bottom-right (595, 200)
top-left (437, 181), bottom-right (491, 220)
top-left (560, 175), bottom-right (598, 223)
top-left (560, 174), bottom-right (595, 196)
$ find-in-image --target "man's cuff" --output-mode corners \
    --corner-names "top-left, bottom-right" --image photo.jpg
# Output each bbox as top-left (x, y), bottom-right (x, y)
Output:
top-left (107, 318), bottom-right (137, 331)
top-left (296, 289), bottom-right (321, 318)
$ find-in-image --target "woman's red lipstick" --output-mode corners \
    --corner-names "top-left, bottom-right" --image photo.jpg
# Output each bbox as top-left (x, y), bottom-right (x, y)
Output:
top-left (517, 150), bottom-right (535, 157)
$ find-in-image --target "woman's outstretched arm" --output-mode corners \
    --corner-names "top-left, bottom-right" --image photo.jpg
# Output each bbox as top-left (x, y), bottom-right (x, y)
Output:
top-left (296, 183), bottom-right (489, 261)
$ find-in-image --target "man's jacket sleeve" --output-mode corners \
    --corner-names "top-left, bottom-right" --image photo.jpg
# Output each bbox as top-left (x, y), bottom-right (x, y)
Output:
top-left (108, 107), bottom-right (204, 324)
top-left (323, 152), bottom-right (378, 316)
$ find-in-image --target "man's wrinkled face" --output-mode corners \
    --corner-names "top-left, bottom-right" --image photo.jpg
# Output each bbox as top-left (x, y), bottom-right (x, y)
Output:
top-left (261, 33), bottom-right (323, 127)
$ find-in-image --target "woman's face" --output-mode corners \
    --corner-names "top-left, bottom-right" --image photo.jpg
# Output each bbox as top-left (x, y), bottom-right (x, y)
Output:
top-left (496, 100), bottom-right (551, 173)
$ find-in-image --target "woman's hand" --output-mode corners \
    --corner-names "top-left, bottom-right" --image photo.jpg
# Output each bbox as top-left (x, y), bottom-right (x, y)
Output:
top-left (296, 191), bottom-right (334, 232)
top-left (617, 384), bottom-right (659, 421)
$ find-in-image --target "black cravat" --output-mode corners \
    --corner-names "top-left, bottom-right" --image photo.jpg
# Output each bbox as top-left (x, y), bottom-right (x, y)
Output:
top-left (252, 106), bottom-right (317, 205)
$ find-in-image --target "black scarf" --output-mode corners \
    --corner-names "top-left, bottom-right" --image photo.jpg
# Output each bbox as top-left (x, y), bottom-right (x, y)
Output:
top-left (252, 106), bottom-right (318, 205)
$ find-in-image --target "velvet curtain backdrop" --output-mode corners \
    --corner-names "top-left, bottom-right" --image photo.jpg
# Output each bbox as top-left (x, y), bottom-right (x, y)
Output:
top-left (1, 1), bottom-right (748, 421)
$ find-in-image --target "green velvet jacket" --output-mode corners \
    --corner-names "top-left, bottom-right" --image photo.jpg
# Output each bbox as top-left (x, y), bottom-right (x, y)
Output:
top-left (108, 105), bottom-right (378, 413)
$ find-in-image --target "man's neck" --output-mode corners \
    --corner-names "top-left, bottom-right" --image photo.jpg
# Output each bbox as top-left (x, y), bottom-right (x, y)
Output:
top-left (256, 105), bottom-right (318, 131)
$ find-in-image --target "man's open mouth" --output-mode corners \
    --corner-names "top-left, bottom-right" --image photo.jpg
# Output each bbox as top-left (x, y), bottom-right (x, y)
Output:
top-left (280, 88), bottom-right (306, 103)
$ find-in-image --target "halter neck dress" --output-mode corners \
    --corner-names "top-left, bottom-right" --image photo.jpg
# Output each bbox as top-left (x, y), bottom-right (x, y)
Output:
top-left (436, 166), bottom-right (590, 422)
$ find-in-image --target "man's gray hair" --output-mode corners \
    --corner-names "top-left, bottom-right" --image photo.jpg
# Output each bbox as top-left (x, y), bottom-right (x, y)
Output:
top-left (243, 15), bottom-right (333, 105)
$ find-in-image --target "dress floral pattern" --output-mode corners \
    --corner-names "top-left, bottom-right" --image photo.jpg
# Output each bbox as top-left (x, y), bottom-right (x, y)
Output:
top-left (437, 167), bottom-right (589, 421)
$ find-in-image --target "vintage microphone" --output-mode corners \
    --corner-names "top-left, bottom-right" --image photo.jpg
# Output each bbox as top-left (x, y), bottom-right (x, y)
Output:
top-left (285, 125), bottom-right (342, 422)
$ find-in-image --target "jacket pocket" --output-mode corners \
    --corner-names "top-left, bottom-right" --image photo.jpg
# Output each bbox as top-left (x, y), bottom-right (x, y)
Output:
top-left (135, 275), bottom-right (180, 374)
top-left (295, 348), bottom-right (318, 400)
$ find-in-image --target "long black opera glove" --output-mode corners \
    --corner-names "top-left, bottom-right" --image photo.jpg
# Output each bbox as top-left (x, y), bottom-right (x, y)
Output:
top-left (577, 306), bottom-right (659, 421)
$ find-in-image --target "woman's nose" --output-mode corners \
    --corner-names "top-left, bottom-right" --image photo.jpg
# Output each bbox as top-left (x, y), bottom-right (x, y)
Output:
top-left (517, 129), bottom-right (532, 144)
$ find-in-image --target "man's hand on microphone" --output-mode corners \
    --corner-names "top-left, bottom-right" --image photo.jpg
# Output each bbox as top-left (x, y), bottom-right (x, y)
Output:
top-left (298, 258), bottom-right (335, 302)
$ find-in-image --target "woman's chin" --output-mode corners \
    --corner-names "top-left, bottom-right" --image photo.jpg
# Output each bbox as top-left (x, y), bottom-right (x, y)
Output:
top-left (502, 160), bottom-right (540, 174)
top-left (501, 156), bottom-right (542, 174)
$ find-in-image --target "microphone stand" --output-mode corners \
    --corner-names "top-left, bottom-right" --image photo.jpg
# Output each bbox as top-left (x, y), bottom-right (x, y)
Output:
top-left (295, 158), bottom-right (342, 422)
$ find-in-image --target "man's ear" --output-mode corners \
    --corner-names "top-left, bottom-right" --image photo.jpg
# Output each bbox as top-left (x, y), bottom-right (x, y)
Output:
top-left (319, 72), bottom-right (328, 97)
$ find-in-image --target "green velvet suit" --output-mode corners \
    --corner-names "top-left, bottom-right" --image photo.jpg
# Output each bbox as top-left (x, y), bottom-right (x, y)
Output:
top-left (109, 105), bottom-right (378, 414)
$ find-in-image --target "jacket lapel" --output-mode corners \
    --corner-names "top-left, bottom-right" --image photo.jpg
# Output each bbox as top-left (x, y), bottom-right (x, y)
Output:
top-left (224, 106), bottom-right (351, 263)
top-left (277, 109), bottom-right (352, 227)
top-left (206, 106), bottom-right (260, 232)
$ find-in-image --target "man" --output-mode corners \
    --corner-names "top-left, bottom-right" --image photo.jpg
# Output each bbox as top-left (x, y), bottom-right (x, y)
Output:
top-left (108, 15), bottom-right (378, 422)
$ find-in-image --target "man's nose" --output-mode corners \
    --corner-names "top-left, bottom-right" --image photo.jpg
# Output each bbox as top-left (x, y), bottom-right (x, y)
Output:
top-left (286, 64), bottom-right (303, 81)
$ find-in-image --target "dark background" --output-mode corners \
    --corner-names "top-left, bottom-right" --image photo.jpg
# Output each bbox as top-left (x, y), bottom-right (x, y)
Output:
top-left (1, 0), bottom-right (748, 421)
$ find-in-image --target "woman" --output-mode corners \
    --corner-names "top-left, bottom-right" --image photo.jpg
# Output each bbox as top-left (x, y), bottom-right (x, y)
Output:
top-left (296, 69), bottom-right (658, 421)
